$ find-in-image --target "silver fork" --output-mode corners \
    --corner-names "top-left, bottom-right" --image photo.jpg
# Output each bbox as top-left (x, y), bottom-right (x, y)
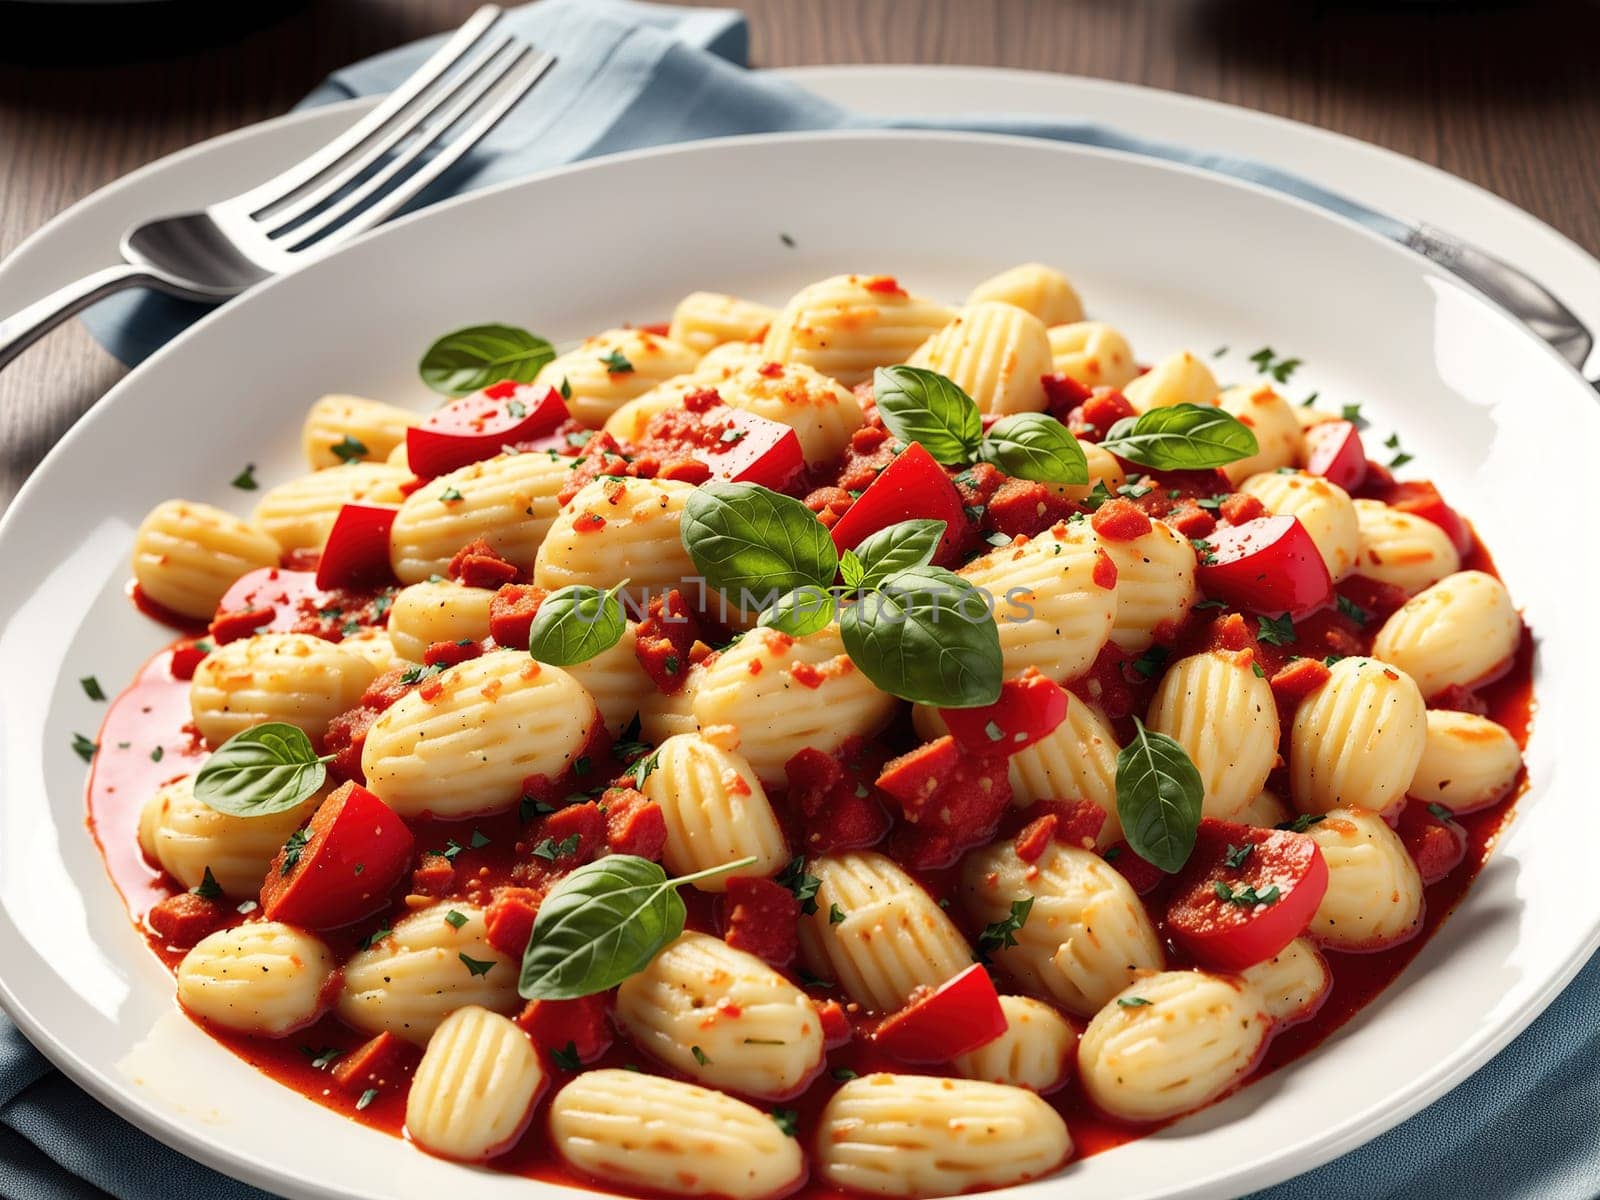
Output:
top-left (0, 5), bottom-right (553, 372)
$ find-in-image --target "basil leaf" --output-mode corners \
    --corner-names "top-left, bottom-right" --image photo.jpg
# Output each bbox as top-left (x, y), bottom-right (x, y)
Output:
top-left (681, 482), bottom-right (838, 597)
top-left (758, 586), bottom-right (837, 637)
top-left (519, 854), bottom-right (755, 999)
top-left (193, 722), bottom-right (328, 818)
top-left (871, 366), bottom-right (983, 465)
top-left (419, 324), bottom-right (556, 397)
top-left (1114, 717), bottom-right (1205, 873)
top-left (839, 550), bottom-right (866, 590)
top-left (978, 414), bottom-right (1089, 484)
top-left (839, 565), bottom-right (1002, 707)
top-left (846, 519), bottom-right (946, 588)
top-left (528, 581), bottom-right (628, 665)
top-left (1099, 403), bottom-right (1259, 470)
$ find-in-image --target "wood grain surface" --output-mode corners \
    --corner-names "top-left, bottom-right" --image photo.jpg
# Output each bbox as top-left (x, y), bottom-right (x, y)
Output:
top-left (2, 0), bottom-right (1597, 508)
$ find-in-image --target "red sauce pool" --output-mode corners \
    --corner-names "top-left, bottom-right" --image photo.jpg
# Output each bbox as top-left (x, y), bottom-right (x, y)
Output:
top-left (88, 550), bottom-right (1536, 1196)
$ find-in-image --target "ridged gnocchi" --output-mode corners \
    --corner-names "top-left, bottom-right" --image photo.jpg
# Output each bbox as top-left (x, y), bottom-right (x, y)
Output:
top-left (1371, 570), bottom-right (1520, 697)
top-left (816, 1074), bottom-right (1072, 1197)
top-left (907, 302), bottom-right (1052, 414)
top-left (960, 841), bottom-right (1161, 1016)
top-left (301, 393), bottom-right (419, 469)
top-left (1147, 649), bottom-right (1279, 819)
top-left (668, 291), bottom-right (777, 355)
top-left (717, 360), bottom-right (863, 465)
top-left (958, 522), bottom-right (1117, 683)
top-left (252, 461), bottom-right (410, 551)
top-left (189, 632), bottom-right (378, 746)
top-left (559, 621), bottom-right (652, 736)
top-left (1240, 470), bottom-right (1360, 580)
top-left (966, 262), bottom-right (1083, 327)
top-left (1045, 322), bottom-right (1137, 389)
top-left (1004, 693), bottom-right (1122, 842)
top-left (1122, 351), bottom-right (1219, 412)
top-left (138, 774), bottom-right (318, 897)
top-left (131, 499), bottom-right (281, 620)
top-left (1289, 656), bottom-right (1427, 815)
top-left (1099, 517), bottom-right (1198, 650)
top-left (1304, 808), bottom-right (1424, 950)
top-left (1351, 500), bottom-right (1461, 595)
top-left (361, 651), bottom-right (597, 819)
top-left (1239, 937), bottom-right (1330, 1025)
top-left (641, 733), bottom-right (789, 889)
top-left (406, 1006), bottom-right (544, 1161)
top-left (389, 452), bottom-right (571, 584)
top-left (1218, 385), bottom-right (1304, 485)
top-left (762, 274), bottom-right (955, 386)
top-left (176, 922), bottom-right (335, 1036)
top-left (550, 1069), bottom-right (804, 1200)
top-left (534, 328), bottom-right (701, 427)
top-left (1408, 709), bottom-right (1522, 812)
top-left (800, 852), bottom-right (973, 1012)
top-left (637, 661), bottom-right (706, 743)
top-left (1053, 441), bottom-right (1127, 504)
top-left (386, 579), bottom-right (494, 662)
top-left (534, 477), bottom-right (699, 595)
top-left (692, 626), bottom-right (897, 782)
top-left (951, 995), bottom-right (1076, 1093)
top-left (1078, 971), bottom-right (1270, 1122)
top-left (616, 933), bottom-right (823, 1098)
top-left (338, 904), bottom-right (519, 1044)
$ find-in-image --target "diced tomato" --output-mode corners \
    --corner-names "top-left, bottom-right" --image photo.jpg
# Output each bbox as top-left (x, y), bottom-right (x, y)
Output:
top-left (422, 638), bottom-right (481, 668)
top-left (634, 589), bottom-right (703, 695)
top-left (146, 892), bottom-right (227, 948)
top-left (1269, 657), bottom-right (1331, 706)
top-left (261, 783), bottom-right (415, 929)
top-left (783, 745), bottom-right (893, 854)
top-left (1016, 799), bottom-right (1107, 850)
top-left (1218, 493), bottom-right (1265, 527)
top-left (1385, 480), bottom-right (1473, 556)
top-left (698, 408), bottom-right (804, 489)
top-left (208, 606), bottom-right (275, 644)
top-left (488, 583), bottom-right (547, 650)
top-left (983, 478), bottom-right (1078, 541)
top-left (485, 886), bottom-right (542, 959)
top-left (875, 737), bottom-right (963, 809)
top-left (814, 998), bottom-right (852, 1047)
top-left (516, 995), bottom-right (613, 1065)
top-left (1166, 819), bottom-right (1329, 971)
top-left (1167, 501), bottom-right (1217, 540)
top-left (937, 669), bottom-right (1068, 756)
top-left (829, 443), bottom-right (967, 566)
top-left (1195, 515), bottom-right (1333, 617)
top-left (1105, 842), bottom-right (1165, 894)
top-left (1396, 800), bottom-right (1468, 885)
top-left (723, 876), bottom-right (800, 968)
top-left (331, 1032), bottom-right (415, 1095)
top-left (1303, 420), bottom-right (1367, 493)
top-left (601, 788), bottom-right (668, 860)
top-left (530, 802), bottom-right (608, 868)
top-left (873, 964), bottom-right (1007, 1063)
top-left (410, 852), bottom-right (454, 897)
top-left (883, 743), bottom-right (1013, 870)
top-left (1041, 372), bottom-right (1093, 422)
top-left (1071, 388), bottom-right (1136, 441)
top-left (1090, 498), bottom-right (1153, 542)
top-left (314, 504), bottom-right (398, 591)
top-left (448, 538), bottom-right (520, 590)
top-left (169, 639), bottom-right (210, 680)
top-left (406, 384), bottom-right (567, 478)
top-left (322, 704), bottom-right (379, 782)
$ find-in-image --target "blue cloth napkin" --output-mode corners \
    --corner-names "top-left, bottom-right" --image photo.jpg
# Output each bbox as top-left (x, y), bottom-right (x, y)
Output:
top-left (17, 2), bottom-right (1594, 1197)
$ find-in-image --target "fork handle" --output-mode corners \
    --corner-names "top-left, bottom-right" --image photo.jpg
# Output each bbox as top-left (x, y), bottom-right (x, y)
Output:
top-left (0, 263), bottom-right (159, 372)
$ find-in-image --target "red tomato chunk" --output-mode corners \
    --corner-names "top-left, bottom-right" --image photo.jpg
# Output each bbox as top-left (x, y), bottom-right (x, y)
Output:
top-left (261, 783), bottom-right (415, 929)
top-left (407, 383), bottom-right (567, 478)
top-left (722, 876), bottom-right (801, 968)
top-left (331, 1032), bottom-right (415, 1095)
top-left (146, 892), bottom-right (227, 948)
top-left (873, 964), bottom-right (1007, 1063)
top-left (517, 995), bottom-right (613, 1066)
top-left (939, 669), bottom-right (1069, 756)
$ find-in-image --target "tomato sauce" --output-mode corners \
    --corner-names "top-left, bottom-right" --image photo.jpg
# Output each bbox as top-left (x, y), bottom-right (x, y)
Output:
top-left (88, 521), bottom-right (1535, 1197)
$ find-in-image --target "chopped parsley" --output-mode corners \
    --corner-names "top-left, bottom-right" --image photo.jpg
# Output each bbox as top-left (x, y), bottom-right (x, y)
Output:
top-left (80, 676), bottom-right (105, 701)
top-left (796, 967), bottom-right (832, 989)
top-left (280, 828), bottom-right (311, 875)
top-left (550, 1041), bottom-right (583, 1071)
top-left (150, 745), bottom-right (165, 763)
top-left (459, 952), bottom-right (495, 977)
top-left (828, 903), bottom-right (847, 926)
top-left (1190, 538), bottom-right (1217, 566)
top-left (444, 909), bottom-right (468, 930)
top-left (398, 663), bottom-right (445, 685)
top-left (1427, 802), bottom-right (1456, 822)
top-left (439, 838), bottom-right (464, 861)
top-left (630, 747), bottom-right (661, 789)
top-left (438, 486), bottom-right (464, 503)
top-left (1336, 595), bottom-right (1369, 626)
top-left (230, 464), bottom-right (259, 490)
top-left (191, 866), bottom-right (223, 900)
top-left (1129, 646), bottom-right (1169, 681)
top-left (1223, 843), bottom-right (1254, 870)
top-left (356, 1088), bottom-right (379, 1111)
top-left (691, 1045), bottom-right (711, 1066)
top-left (506, 398), bottom-right (527, 418)
top-left (1194, 598), bottom-right (1228, 612)
top-left (831, 1067), bottom-right (858, 1081)
top-left (532, 834), bottom-right (581, 861)
top-left (301, 1045), bottom-right (343, 1070)
top-left (598, 349), bottom-right (634, 374)
top-left (1340, 402), bottom-right (1367, 428)
top-left (1276, 813), bottom-right (1326, 834)
top-left (71, 733), bottom-right (97, 763)
top-left (1214, 880), bottom-right (1281, 907)
top-left (1252, 661), bottom-right (1266, 678)
top-left (770, 1108), bottom-right (800, 1138)
top-left (1247, 346), bottom-right (1303, 384)
top-left (331, 434), bottom-right (368, 463)
top-left (1384, 432), bottom-right (1413, 469)
top-left (1212, 345), bottom-right (1229, 358)
top-left (360, 925), bottom-right (393, 951)
top-left (977, 896), bottom-right (1034, 956)
top-left (780, 232), bottom-right (796, 248)
top-left (1257, 613), bottom-right (1296, 646)
top-left (559, 377), bottom-right (573, 400)
top-left (520, 794), bottom-right (558, 822)
top-left (1081, 480), bottom-right (1113, 511)
top-left (470, 829), bottom-right (491, 849)
top-left (776, 856), bottom-right (822, 915)
top-left (1117, 996), bottom-right (1152, 1008)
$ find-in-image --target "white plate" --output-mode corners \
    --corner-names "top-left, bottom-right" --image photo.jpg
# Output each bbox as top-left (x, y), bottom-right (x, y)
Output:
top-left (2, 66), bottom-right (1597, 381)
top-left (0, 131), bottom-right (1595, 1200)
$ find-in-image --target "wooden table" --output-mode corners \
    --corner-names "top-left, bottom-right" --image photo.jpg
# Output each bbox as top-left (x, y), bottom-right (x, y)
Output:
top-left (2, 0), bottom-right (1597, 507)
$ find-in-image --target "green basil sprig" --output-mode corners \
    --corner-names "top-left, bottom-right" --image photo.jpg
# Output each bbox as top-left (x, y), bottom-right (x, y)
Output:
top-left (528, 580), bottom-right (629, 665)
top-left (841, 519), bottom-right (946, 590)
top-left (758, 585), bottom-right (837, 637)
top-left (839, 565), bottom-right (1003, 708)
top-left (1114, 717), bottom-right (1205, 873)
top-left (419, 324), bottom-right (556, 397)
top-left (871, 366), bottom-right (1087, 484)
top-left (194, 723), bottom-right (331, 818)
top-left (681, 482), bottom-right (838, 596)
top-left (1099, 403), bottom-right (1258, 470)
top-left (519, 854), bottom-right (757, 999)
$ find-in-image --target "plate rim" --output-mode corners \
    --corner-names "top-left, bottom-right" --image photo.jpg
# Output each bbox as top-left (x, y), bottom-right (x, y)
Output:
top-left (1, 126), bottom-right (1595, 1200)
